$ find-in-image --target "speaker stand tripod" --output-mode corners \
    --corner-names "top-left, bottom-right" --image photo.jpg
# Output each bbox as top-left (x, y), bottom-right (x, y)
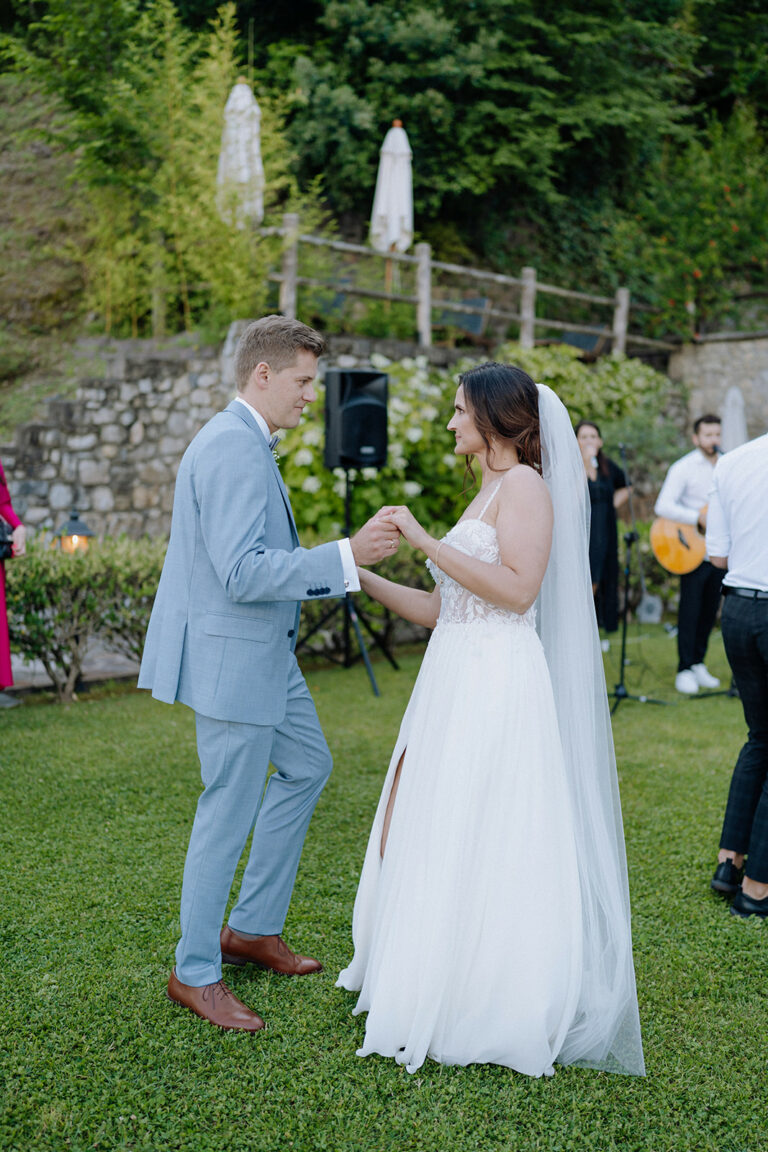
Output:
top-left (609, 529), bottom-right (669, 715)
top-left (296, 472), bottom-right (398, 696)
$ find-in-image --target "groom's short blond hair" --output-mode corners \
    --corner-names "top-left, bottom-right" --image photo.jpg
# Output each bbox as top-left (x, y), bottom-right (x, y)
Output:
top-left (234, 315), bottom-right (326, 390)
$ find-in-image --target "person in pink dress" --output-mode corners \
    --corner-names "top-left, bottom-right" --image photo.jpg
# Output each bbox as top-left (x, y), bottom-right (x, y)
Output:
top-left (0, 460), bottom-right (26, 707)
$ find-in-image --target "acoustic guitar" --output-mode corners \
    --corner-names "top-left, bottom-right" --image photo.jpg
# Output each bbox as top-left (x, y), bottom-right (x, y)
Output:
top-left (650, 514), bottom-right (706, 575)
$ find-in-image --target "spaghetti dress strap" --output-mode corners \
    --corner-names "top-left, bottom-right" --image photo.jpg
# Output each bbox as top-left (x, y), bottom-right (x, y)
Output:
top-left (476, 479), bottom-right (504, 523)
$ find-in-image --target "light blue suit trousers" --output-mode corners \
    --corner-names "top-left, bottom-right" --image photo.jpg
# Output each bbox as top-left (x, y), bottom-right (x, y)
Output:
top-left (177, 656), bottom-right (331, 985)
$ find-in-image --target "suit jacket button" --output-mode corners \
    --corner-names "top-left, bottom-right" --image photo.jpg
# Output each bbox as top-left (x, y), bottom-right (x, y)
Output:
top-left (287, 629), bottom-right (295, 638)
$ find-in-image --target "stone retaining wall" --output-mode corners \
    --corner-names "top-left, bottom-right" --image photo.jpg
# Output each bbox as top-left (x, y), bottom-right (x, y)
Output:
top-left (1, 325), bottom-right (464, 538)
top-left (668, 337), bottom-right (768, 441)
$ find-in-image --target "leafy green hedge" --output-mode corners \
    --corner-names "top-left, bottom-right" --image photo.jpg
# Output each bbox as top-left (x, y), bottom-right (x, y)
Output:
top-left (5, 537), bottom-right (166, 702)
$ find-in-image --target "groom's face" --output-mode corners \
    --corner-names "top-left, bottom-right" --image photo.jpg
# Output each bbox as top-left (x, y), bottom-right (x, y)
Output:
top-left (258, 350), bottom-right (319, 433)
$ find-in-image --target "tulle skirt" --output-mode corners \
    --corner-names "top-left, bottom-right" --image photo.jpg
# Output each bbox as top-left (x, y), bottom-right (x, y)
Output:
top-left (337, 619), bottom-right (584, 1077)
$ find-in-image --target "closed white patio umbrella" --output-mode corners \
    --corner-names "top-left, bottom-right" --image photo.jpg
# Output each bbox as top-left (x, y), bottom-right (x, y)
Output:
top-left (370, 119), bottom-right (413, 256)
top-left (216, 77), bottom-right (265, 228)
top-left (720, 384), bottom-right (748, 452)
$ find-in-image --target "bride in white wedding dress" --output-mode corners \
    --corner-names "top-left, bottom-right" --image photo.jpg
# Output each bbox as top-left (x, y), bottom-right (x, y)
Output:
top-left (336, 363), bottom-right (644, 1079)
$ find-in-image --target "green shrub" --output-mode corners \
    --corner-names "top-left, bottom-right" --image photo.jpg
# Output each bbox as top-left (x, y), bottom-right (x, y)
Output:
top-left (5, 536), bottom-right (165, 701)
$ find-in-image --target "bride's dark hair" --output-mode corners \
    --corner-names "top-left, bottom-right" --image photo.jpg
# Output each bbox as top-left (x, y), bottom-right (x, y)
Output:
top-left (459, 362), bottom-right (542, 480)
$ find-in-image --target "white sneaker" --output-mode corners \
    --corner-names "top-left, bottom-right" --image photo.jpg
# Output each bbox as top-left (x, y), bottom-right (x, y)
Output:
top-left (692, 663), bottom-right (720, 689)
top-left (675, 669), bottom-right (699, 695)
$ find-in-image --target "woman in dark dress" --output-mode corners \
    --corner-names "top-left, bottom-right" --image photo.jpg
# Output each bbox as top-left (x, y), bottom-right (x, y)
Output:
top-left (0, 459), bottom-right (25, 706)
top-left (575, 421), bottom-right (628, 635)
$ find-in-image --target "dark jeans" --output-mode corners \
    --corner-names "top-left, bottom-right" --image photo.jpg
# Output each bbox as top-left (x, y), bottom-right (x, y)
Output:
top-left (677, 561), bottom-right (724, 672)
top-left (719, 594), bottom-right (768, 882)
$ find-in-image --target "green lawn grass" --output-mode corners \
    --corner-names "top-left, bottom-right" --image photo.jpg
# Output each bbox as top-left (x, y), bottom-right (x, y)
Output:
top-left (1, 625), bottom-right (765, 1152)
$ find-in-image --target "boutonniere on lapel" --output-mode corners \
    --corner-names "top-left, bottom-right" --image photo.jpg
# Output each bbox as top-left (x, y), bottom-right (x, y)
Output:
top-left (269, 433), bottom-right (281, 467)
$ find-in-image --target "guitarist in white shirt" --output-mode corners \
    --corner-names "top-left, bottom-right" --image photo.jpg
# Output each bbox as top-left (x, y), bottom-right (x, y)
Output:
top-left (654, 414), bottom-right (724, 694)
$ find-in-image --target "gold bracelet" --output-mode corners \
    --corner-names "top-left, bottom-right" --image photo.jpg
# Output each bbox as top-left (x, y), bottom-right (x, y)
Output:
top-left (434, 541), bottom-right (445, 568)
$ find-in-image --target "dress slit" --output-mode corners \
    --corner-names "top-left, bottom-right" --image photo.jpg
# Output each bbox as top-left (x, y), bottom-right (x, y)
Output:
top-left (381, 748), bottom-right (407, 858)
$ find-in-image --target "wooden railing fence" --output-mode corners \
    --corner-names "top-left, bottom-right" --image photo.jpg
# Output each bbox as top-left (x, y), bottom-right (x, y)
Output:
top-left (267, 213), bottom-right (676, 355)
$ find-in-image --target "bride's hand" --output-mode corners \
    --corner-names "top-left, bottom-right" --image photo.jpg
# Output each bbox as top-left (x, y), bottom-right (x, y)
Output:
top-left (376, 506), bottom-right (432, 553)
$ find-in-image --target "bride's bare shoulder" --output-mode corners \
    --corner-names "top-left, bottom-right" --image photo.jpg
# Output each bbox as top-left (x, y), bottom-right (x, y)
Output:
top-left (501, 464), bottom-right (548, 495)
top-left (497, 465), bottom-right (552, 519)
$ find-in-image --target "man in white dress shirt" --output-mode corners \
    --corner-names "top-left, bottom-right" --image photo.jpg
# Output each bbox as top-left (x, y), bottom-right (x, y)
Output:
top-left (654, 414), bottom-right (724, 694)
top-left (706, 432), bottom-right (768, 917)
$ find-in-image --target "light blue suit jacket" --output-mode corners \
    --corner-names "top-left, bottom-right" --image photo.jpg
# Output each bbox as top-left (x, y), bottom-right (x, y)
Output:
top-left (138, 401), bottom-right (346, 725)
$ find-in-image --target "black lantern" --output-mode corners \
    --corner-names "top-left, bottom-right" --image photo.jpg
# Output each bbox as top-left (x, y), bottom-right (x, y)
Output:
top-left (57, 509), bottom-right (94, 553)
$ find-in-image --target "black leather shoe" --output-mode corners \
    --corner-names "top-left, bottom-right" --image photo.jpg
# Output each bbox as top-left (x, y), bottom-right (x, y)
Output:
top-left (710, 860), bottom-right (743, 896)
top-left (730, 889), bottom-right (768, 918)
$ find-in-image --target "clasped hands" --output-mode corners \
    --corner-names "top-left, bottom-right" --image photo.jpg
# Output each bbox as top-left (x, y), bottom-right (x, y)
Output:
top-left (349, 505), bottom-right (432, 568)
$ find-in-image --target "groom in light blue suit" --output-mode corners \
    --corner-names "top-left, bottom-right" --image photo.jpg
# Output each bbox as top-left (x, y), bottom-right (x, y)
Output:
top-left (139, 316), bottom-right (398, 1032)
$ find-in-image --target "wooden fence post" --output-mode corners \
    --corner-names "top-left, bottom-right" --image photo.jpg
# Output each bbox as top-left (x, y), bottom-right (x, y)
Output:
top-left (612, 286), bottom-right (629, 356)
top-left (279, 212), bottom-right (299, 319)
top-left (520, 266), bottom-right (536, 349)
top-left (416, 242), bottom-right (432, 348)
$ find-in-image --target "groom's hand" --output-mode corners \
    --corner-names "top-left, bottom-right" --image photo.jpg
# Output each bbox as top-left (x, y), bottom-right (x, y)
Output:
top-left (349, 515), bottom-right (400, 566)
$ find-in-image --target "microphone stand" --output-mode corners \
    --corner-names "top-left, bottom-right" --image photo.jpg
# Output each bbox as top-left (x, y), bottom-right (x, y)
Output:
top-left (608, 445), bottom-right (668, 715)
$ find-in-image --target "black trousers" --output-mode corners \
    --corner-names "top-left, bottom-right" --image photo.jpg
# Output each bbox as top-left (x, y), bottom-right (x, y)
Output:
top-left (719, 594), bottom-right (768, 882)
top-left (677, 561), bottom-right (724, 672)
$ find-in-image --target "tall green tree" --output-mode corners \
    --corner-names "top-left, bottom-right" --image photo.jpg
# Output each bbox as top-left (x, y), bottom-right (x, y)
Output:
top-left (272, 0), bottom-right (694, 221)
top-left (7, 0), bottom-right (323, 337)
top-left (690, 0), bottom-right (768, 127)
top-left (607, 103), bottom-right (768, 335)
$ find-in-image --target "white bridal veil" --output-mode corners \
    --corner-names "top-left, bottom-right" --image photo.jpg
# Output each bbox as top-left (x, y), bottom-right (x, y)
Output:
top-left (536, 383), bottom-right (645, 1076)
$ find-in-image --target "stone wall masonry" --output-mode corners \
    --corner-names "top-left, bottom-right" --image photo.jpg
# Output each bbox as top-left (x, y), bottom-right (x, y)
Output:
top-left (1, 338), bottom-right (228, 538)
top-left (668, 337), bottom-right (768, 441)
top-left (1, 326), bottom-right (466, 539)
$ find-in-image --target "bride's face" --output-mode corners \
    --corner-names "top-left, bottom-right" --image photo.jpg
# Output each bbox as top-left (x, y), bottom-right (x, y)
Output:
top-left (447, 385), bottom-right (484, 456)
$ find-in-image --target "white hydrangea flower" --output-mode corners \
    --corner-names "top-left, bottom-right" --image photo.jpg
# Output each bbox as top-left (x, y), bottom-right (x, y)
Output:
top-left (332, 480), bottom-right (346, 498)
top-left (302, 426), bottom-right (323, 447)
top-left (333, 468), bottom-right (347, 480)
top-left (301, 475), bottom-right (322, 494)
top-left (442, 453), bottom-right (458, 468)
top-left (361, 467), bottom-right (378, 481)
top-left (406, 426), bottom-right (423, 443)
top-left (421, 405), bottom-right (438, 422)
top-left (391, 458), bottom-right (407, 471)
top-left (370, 352), bottom-right (391, 369)
top-left (403, 481), bottom-right (422, 497)
top-left (294, 448), bottom-right (314, 467)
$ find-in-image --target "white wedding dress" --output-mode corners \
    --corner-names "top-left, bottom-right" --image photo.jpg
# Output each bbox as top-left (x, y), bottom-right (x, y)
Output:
top-left (337, 482), bottom-right (585, 1077)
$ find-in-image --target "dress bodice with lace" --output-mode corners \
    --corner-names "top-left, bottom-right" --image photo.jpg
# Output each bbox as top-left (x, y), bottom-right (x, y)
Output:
top-left (426, 512), bottom-right (536, 629)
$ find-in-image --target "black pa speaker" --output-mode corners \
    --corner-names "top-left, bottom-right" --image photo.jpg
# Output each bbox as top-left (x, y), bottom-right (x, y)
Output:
top-left (324, 369), bottom-right (388, 470)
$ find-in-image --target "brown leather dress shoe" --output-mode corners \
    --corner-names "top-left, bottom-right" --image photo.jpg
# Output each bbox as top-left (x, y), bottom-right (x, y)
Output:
top-left (220, 924), bottom-right (323, 975)
top-left (167, 969), bottom-right (265, 1031)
